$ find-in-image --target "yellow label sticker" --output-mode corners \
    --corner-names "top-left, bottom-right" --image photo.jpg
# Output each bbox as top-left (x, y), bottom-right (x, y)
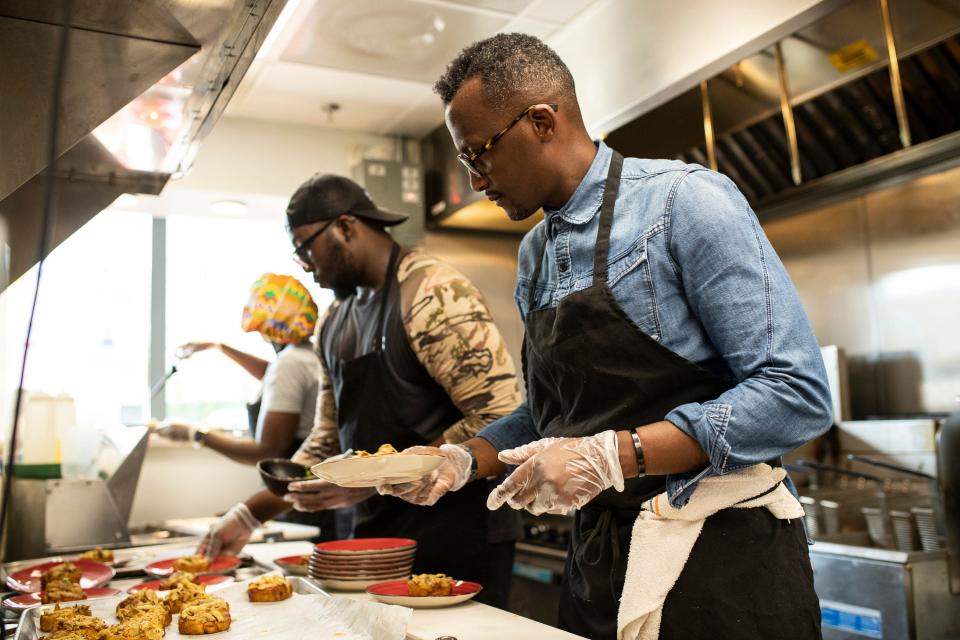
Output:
top-left (829, 39), bottom-right (880, 72)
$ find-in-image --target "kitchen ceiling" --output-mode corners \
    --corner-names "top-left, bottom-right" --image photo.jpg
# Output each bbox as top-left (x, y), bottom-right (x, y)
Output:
top-left (224, 0), bottom-right (600, 136)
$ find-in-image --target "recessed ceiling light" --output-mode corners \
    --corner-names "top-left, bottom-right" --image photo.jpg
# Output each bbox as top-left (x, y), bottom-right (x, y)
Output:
top-left (210, 200), bottom-right (248, 216)
top-left (113, 193), bottom-right (139, 208)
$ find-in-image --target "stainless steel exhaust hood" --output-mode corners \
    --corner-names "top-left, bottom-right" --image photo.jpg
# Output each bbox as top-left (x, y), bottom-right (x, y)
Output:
top-left (0, 0), bottom-right (287, 288)
top-left (605, 0), bottom-right (960, 218)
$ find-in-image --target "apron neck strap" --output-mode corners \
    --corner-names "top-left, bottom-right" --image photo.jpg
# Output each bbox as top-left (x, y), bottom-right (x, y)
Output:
top-left (525, 150), bottom-right (625, 309)
top-left (374, 242), bottom-right (401, 353)
top-left (592, 151), bottom-right (624, 286)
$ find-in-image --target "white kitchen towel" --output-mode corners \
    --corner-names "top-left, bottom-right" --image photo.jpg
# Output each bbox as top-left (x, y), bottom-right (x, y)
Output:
top-left (617, 463), bottom-right (805, 640)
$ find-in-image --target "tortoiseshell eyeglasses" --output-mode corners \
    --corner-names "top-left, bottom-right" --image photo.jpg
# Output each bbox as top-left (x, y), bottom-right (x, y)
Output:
top-left (457, 103), bottom-right (559, 178)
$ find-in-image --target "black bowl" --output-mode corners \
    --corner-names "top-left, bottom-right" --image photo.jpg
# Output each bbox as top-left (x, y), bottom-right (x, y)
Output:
top-left (257, 458), bottom-right (313, 497)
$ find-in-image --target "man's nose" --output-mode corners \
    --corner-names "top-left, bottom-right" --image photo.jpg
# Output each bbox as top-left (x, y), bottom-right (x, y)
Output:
top-left (468, 171), bottom-right (489, 192)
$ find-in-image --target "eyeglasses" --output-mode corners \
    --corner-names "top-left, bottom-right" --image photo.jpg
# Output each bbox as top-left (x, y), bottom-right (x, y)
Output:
top-left (457, 103), bottom-right (558, 178)
top-left (291, 218), bottom-right (336, 266)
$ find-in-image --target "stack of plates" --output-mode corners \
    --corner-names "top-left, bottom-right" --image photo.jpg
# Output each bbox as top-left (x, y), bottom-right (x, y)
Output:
top-left (308, 538), bottom-right (416, 591)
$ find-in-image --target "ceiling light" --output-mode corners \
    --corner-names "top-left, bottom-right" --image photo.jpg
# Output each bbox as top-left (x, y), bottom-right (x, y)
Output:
top-left (210, 200), bottom-right (248, 216)
top-left (433, 16), bottom-right (446, 32)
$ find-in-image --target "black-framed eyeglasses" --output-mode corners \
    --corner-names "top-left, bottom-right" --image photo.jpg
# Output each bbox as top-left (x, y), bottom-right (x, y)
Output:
top-left (457, 103), bottom-right (558, 178)
top-left (291, 218), bottom-right (336, 266)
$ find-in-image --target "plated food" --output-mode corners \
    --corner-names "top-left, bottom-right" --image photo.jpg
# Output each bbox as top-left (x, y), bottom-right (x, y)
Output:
top-left (41, 563), bottom-right (82, 589)
top-left (353, 443), bottom-right (398, 457)
top-left (42, 578), bottom-right (87, 604)
top-left (246, 575), bottom-right (292, 602)
top-left (78, 548), bottom-right (114, 564)
top-left (174, 555), bottom-right (209, 573)
top-left (366, 577), bottom-right (483, 609)
top-left (408, 573), bottom-right (453, 597)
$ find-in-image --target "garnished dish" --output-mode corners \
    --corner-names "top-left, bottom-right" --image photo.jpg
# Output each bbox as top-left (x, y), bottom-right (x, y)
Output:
top-left (78, 548), bottom-right (114, 564)
top-left (178, 596), bottom-right (232, 635)
top-left (407, 573), bottom-right (453, 597)
top-left (246, 575), bottom-right (293, 602)
top-left (353, 443), bottom-right (398, 457)
top-left (173, 555), bottom-right (210, 573)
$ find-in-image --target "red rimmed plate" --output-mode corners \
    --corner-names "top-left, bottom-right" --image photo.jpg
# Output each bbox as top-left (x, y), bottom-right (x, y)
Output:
top-left (143, 556), bottom-right (240, 579)
top-left (314, 538), bottom-right (416, 555)
top-left (366, 579), bottom-right (482, 608)
top-left (2, 587), bottom-right (120, 612)
top-left (127, 574), bottom-right (234, 593)
top-left (310, 566), bottom-right (411, 579)
top-left (310, 553), bottom-right (414, 567)
top-left (274, 555), bottom-right (310, 576)
top-left (5, 560), bottom-right (115, 593)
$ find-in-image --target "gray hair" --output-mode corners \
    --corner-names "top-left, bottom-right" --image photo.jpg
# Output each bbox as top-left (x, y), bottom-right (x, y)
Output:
top-left (434, 33), bottom-right (575, 109)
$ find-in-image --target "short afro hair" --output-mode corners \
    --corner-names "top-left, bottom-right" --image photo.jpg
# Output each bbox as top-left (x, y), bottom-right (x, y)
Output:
top-left (434, 33), bottom-right (576, 109)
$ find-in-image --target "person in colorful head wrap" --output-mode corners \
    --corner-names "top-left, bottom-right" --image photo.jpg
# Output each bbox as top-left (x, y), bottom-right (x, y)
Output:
top-left (156, 274), bottom-right (321, 465)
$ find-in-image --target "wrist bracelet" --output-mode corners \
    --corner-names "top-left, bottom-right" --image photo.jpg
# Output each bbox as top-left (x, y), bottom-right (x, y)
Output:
top-left (458, 443), bottom-right (479, 481)
top-left (631, 431), bottom-right (646, 477)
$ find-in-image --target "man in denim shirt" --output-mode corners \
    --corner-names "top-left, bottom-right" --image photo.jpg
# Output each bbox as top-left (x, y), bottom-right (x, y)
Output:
top-left (381, 34), bottom-right (832, 639)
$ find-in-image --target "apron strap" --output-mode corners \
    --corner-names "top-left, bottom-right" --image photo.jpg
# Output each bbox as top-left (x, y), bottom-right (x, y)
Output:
top-left (526, 149), bottom-right (626, 307)
top-left (592, 151), bottom-right (624, 286)
top-left (374, 243), bottom-right (401, 353)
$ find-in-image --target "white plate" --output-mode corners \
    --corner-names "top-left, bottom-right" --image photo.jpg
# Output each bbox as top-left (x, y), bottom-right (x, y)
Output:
top-left (311, 454), bottom-right (444, 488)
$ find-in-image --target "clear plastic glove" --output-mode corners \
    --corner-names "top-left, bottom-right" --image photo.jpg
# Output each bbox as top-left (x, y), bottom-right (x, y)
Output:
top-left (154, 421), bottom-right (194, 442)
top-left (175, 342), bottom-right (218, 360)
top-left (197, 502), bottom-right (260, 559)
top-left (487, 431), bottom-right (625, 516)
top-left (284, 478), bottom-right (375, 512)
top-left (376, 444), bottom-right (472, 506)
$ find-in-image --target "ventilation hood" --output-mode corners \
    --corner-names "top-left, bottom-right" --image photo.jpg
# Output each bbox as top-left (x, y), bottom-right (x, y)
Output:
top-left (0, 0), bottom-right (287, 288)
top-left (605, 0), bottom-right (960, 218)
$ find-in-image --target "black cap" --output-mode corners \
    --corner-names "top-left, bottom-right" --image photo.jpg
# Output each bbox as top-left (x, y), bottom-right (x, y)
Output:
top-left (285, 174), bottom-right (409, 229)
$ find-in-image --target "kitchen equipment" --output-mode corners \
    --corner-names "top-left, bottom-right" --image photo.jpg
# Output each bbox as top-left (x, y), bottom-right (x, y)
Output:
top-left (2, 426), bottom-right (149, 561)
top-left (257, 458), bottom-right (312, 497)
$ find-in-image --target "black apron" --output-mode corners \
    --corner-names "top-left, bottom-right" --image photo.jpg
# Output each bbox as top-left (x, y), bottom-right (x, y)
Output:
top-left (522, 151), bottom-right (821, 639)
top-left (323, 244), bottom-right (503, 600)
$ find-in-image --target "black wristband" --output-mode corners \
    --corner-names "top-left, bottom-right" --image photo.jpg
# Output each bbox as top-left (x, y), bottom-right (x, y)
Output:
top-left (458, 443), bottom-right (479, 481)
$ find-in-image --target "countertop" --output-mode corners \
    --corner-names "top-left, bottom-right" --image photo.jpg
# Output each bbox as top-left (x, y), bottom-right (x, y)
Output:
top-left (246, 541), bottom-right (586, 640)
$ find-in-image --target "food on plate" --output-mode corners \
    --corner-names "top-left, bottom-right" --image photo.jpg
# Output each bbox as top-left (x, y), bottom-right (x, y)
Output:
top-left (298, 554), bottom-right (310, 565)
top-left (163, 579), bottom-right (207, 614)
top-left (98, 616), bottom-right (165, 640)
top-left (178, 597), bottom-right (232, 635)
top-left (353, 443), bottom-right (398, 457)
top-left (407, 573), bottom-right (454, 597)
top-left (78, 548), bottom-right (114, 563)
top-left (173, 554), bottom-right (209, 573)
top-left (247, 574), bottom-right (293, 602)
top-left (116, 590), bottom-right (171, 626)
top-left (42, 578), bottom-right (87, 604)
top-left (41, 562), bottom-right (82, 588)
top-left (160, 571), bottom-right (198, 590)
top-left (39, 604), bottom-right (95, 632)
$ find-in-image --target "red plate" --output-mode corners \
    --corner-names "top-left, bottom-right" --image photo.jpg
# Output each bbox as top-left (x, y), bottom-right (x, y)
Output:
top-left (143, 556), bottom-right (240, 578)
top-left (368, 580), bottom-right (481, 596)
top-left (365, 580), bottom-right (482, 608)
top-left (2, 587), bottom-right (120, 612)
top-left (127, 574), bottom-right (233, 593)
top-left (274, 555), bottom-right (310, 568)
top-left (5, 560), bottom-right (115, 593)
top-left (314, 538), bottom-right (416, 555)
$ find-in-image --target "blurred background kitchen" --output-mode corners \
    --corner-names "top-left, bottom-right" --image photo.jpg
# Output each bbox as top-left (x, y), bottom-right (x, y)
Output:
top-left (2, 0), bottom-right (960, 638)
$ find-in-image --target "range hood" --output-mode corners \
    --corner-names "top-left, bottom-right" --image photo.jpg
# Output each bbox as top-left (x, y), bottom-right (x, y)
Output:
top-left (605, 0), bottom-right (960, 218)
top-left (0, 0), bottom-right (287, 289)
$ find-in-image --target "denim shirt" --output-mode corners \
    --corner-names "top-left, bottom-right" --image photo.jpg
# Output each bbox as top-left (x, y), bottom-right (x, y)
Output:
top-left (478, 141), bottom-right (832, 508)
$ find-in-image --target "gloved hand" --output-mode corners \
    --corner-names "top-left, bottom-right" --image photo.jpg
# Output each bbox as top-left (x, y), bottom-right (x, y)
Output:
top-left (175, 342), bottom-right (219, 360)
top-left (197, 502), bottom-right (260, 559)
top-left (154, 421), bottom-right (195, 442)
top-left (487, 431), bottom-right (625, 515)
top-left (377, 444), bottom-right (472, 506)
top-left (284, 478), bottom-right (375, 512)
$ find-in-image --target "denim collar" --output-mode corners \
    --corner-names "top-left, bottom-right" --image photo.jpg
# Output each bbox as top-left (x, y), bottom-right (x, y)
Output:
top-left (544, 140), bottom-right (611, 228)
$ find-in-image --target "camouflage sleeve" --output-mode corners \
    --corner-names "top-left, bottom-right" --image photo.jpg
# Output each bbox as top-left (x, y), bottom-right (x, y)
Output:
top-left (292, 306), bottom-right (341, 467)
top-left (398, 252), bottom-right (522, 444)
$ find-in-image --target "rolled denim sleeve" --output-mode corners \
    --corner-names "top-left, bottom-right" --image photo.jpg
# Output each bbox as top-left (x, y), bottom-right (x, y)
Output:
top-left (476, 400), bottom-right (540, 452)
top-left (663, 170), bottom-right (832, 503)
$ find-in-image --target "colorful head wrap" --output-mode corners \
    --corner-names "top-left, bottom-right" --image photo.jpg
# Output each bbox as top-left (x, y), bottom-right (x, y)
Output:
top-left (241, 274), bottom-right (318, 344)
